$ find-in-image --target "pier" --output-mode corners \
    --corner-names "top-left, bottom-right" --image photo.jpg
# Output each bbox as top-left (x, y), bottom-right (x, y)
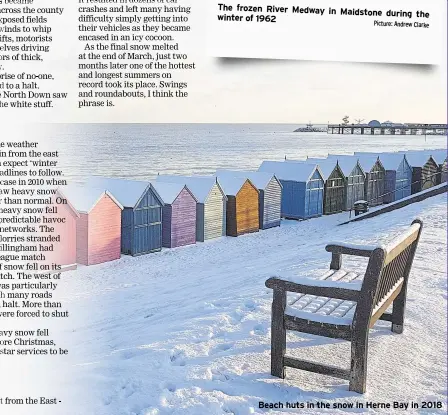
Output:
top-left (327, 123), bottom-right (448, 135)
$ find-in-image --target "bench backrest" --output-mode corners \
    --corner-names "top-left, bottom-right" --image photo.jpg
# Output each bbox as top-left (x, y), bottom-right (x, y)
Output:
top-left (355, 219), bottom-right (423, 326)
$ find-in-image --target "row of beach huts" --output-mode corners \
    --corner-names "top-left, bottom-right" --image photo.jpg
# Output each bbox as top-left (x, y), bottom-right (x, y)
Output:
top-left (49, 149), bottom-right (447, 269)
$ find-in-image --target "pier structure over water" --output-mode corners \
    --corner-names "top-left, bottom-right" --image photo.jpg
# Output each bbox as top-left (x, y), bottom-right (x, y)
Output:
top-left (327, 121), bottom-right (448, 136)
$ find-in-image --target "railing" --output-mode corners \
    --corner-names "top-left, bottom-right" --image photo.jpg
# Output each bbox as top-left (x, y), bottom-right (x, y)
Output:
top-left (340, 181), bottom-right (447, 224)
top-left (347, 170), bottom-right (443, 216)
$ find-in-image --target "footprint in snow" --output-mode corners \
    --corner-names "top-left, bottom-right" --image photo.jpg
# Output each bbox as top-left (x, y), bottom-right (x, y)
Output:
top-left (103, 396), bottom-right (112, 406)
top-left (193, 327), bottom-right (216, 343)
top-left (251, 324), bottom-right (267, 336)
top-left (204, 299), bottom-right (231, 310)
top-left (120, 347), bottom-right (149, 360)
top-left (228, 311), bottom-right (244, 325)
top-left (222, 405), bottom-right (239, 414)
top-left (211, 342), bottom-right (234, 355)
top-left (170, 349), bottom-right (187, 366)
top-left (244, 299), bottom-right (257, 311)
top-left (217, 343), bottom-right (233, 351)
top-left (161, 381), bottom-right (177, 393)
top-left (108, 379), bottom-right (140, 399)
top-left (208, 367), bottom-right (232, 382)
top-left (240, 363), bottom-right (250, 371)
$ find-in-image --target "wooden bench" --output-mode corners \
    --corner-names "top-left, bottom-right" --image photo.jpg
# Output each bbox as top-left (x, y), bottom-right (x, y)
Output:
top-left (265, 219), bottom-right (423, 393)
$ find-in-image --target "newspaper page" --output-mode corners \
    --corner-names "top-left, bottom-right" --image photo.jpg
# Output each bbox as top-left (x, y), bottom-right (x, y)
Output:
top-left (0, 0), bottom-right (447, 414)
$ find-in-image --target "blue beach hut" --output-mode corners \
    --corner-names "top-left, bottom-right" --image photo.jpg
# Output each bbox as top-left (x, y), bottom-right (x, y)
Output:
top-left (400, 151), bottom-right (440, 193)
top-left (258, 161), bottom-right (324, 219)
top-left (286, 158), bottom-right (347, 215)
top-left (356, 152), bottom-right (412, 203)
top-left (88, 177), bottom-right (164, 256)
top-left (304, 158), bottom-right (346, 214)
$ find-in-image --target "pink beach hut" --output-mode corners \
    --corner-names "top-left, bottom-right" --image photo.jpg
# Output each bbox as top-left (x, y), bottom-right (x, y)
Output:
top-left (42, 189), bottom-right (79, 271)
top-left (152, 182), bottom-right (197, 248)
top-left (63, 185), bottom-right (123, 266)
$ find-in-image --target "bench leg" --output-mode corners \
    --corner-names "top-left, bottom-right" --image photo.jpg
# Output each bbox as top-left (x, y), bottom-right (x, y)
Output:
top-left (271, 289), bottom-right (286, 379)
top-left (349, 331), bottom-right (369, 394)
top-left (330, 253), bottom-right (342, 270)
top-left (391, 289), bottom-right (407, 334)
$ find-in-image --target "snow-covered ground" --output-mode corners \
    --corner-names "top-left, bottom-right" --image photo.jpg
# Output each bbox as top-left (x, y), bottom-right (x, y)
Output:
top-left (53, 193), bottom-right (447, 415)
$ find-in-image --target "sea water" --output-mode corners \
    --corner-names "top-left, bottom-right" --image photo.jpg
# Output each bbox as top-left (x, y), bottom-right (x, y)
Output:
top-left (42, 123), bottom-right (445, 182)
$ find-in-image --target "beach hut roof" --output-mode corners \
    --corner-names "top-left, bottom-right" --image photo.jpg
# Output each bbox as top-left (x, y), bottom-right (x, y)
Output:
top-left (327, 154), bottom-right (365, 175)
top-left (352, 154), bottom-right (383, 172)
top-left (216, 176), bottom-right (256, 196)
top-left (87, 177), bottom-right (162, 208)
top-left (215, 170), bottom-right (281, 190)
top-left (399, 149), bottom-right (447, 164)
top-left (376, 153), bottom-right (407, 170)
top-left (308, 158), bottom-right (343, 179)
top-left (304, 157), bottom-right (327, 163)
top-left (335, 158), bottom-right (363, 176)
top-left (152, 181), bottom-right (196, 205)
top-left (424, 149), bottom-right (447, 164)
top-left (156, 175), bottom-right (225, 203)
top-left (258, 161), bottom-right (321, 182)
top-left (354, 152), bottom-right (406, 170)
top-left (54, 188), bottom-right (80, 218)
top-left (61, 184), bottom-right (123, 214)
top-left (402, 151), bottom-right (435, 167)
top-left (286, 159), bottom-right (337, 180)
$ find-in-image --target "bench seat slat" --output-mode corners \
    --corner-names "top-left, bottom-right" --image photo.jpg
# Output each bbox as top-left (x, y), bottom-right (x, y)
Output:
top-left (282, 275), bottom-right (363, 291)
top-left (288, 269), bottom-right (361, 306)
top-left (266, 278), bottom-right (360, 302)
top-left (287, 270), bottom-right (345, 307)
top-left (285, 307), bottom-right (354, 326)
top-left (284, 314), bottom-right (352, 341)
top-left (283, 356), bottom-right (351, 380)
top-left (286, 269), bottom-right (362, 324)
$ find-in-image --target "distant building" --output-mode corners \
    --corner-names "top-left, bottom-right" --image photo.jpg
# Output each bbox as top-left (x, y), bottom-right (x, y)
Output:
top-left (381, 121), bottom-right (405, 128)
top-left (368, 120), bottom-right (381, 127)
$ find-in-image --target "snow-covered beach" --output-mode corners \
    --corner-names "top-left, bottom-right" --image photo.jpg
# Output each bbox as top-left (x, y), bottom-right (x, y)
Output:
top-left (18, 123), bottom-right (445, 414)
top-left (53, 192), bottom-right (447, 415)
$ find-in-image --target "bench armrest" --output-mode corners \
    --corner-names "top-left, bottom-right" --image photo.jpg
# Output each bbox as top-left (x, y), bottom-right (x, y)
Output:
top-left (265, 277), bottom-right (360, 302)
top-left (325, 243), bottom-right (377, 257)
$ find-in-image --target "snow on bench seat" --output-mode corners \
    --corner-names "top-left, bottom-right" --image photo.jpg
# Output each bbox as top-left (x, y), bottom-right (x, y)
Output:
top-left (284, 308), bottom-right (355, 326)
top-left (284, 269), bottom-right (363, 325)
